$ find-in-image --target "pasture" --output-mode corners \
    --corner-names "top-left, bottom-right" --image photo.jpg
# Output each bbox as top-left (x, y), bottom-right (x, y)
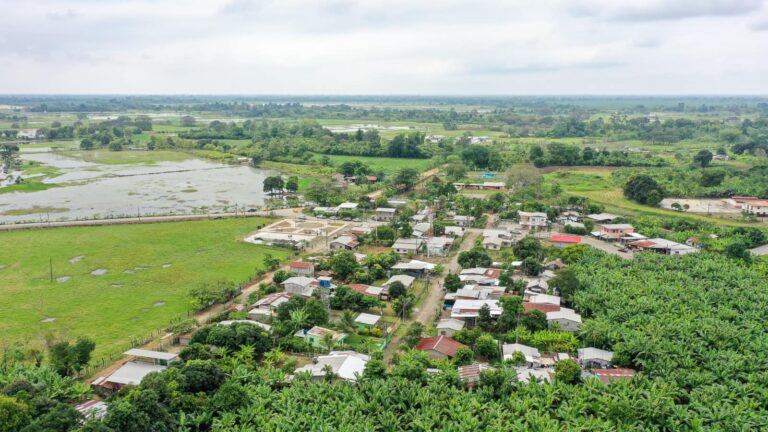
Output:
top-left (0, 218), bottom-right (290, 361)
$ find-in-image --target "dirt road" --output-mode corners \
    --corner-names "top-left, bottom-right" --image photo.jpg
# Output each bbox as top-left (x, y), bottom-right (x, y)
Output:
top-left (367, 165), bottom-right (444, 200)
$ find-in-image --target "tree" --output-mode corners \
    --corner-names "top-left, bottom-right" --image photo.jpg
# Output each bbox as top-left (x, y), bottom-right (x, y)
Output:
top-left (693, 149), bottom-right (713, 168)
top-left (387, 281), bottom-right (407, 299)
top-left (303, 299), bottom-right (329, 327)
top-left (477, 304), bottom-right (494, 332)
top-left (79, 137), bottom-right (94, 150)
top-left (403, 322), bottom-right (424, 348)
top-left (48, 338), bottom-right (95, 377)
top-left (457, 246), bottom-right (492, 268)
top-left (520, 310), bottom-right (547, 332)
top-left (513, 236), bottom-right (543, 260)
top-left (725, 241), bottom-right (751, 262)
top-left (444, 273), bottom-right (462, 293)
top-left (104, 389), bottom-right (174, 432)
top-left (623, 174), bottom-right (665, 206)
top-left (549, 268), bottom-right (580, 304)
top-left (262, 253), bottom-right (281, 270)
top-left (554, 359), bottom-right (582, 384)
top-left (272, 270), bottom-right (294, 284)
top-left (0, 395), bottom-right (30, 432)
top-left (453, 346), bottom-right (474, 366)
top-left (389, 168), bottom-right (420, 192)
top-left (285, 176), bottom-right (299, 193)
top-left (446, 163), bottom-right (467, 181)
top-left (339, 310), bottom-right (357, 333)
top-left (212, 382), bottom-right (249, 412)
top-left (363, 352), bottom-right (387, 380)
top-left (263, 176), bottom-right (285, 194)
top-left (496, 296), bottom-right (523, 333)
top-left (181, 360), bottom-right (225, 394)
top-left (180, 115), bottom-right (196, 127)
top-left (474, 334), bottom-right (499, 360)
top-left (522, 257), bottom-right (542, 276)
top-left (327, 251), bottom-right (360, 280)
top-left (20, 402), bottom-right (82, 432)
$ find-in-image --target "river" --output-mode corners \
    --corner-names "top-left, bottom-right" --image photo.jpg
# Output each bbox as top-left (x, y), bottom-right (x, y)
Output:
top-left (0, 150), bottom-right (277, 223)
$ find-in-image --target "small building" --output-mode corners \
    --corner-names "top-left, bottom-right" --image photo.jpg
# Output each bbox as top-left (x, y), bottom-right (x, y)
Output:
top-left (519, 211), bottom-right (548, 231)
top-left (598, 224), bottom-right (635, 240)
top-left (444, 226), bottom-right (465, 237)
top-left (578, 347), bottom-right (614, 369)
top-left (483, 237), bottom-right (504, 251)
top-left (413, 222), bottom-right (432, 238)
top-left (526, 279), bottom-right (549, 294)
top-left (502, 343), bottom-right (540, 367)
top-left (218, 319), bottom-right (272, 332)
top-left (587, 213), bottom-right (619, 223)
top-left (453, 215), bottom-right (475, 227)
top-left (295, 326), bottom-right (348, 348)
top-left (288, 261), bottom-right (315, 277)
top-left (354, 313), bottom-right (381, 328)
top-left (383, 274), bottom-right (415, 289)
top-left (743, 199), bottom-right (768, 216)
top-left (436, 318), bottom-right (465, 337)
top-left (391, 259), bottom-right (436, 276)
top-left (330, 235), bottom-right (360, 251)
top-left (249, 292), bottom-right (293, 320)
top-left (451, 299), bottom-right (502, 324)
top-left (294, 351), bottom-right (369, 382)
top-left (544, 259), bottom-right (568, 271)
top-left (91, 349), bottom-right (179, 391)
top-left (629, 238), bottom-right (697, 255)
top-left (546, 307), bottom-right (582, 332)
top-left (550, 234), bottom-right (581, 248)
top-left (348, 283), bottom-right (385, 299)
top-left (591, 368), bottom-right (636, 384)
top-left (283, 276), bottom-right (317, 297)
top-left (425, 236), bottom-right (454, 257)
top-left (415, 336), bottom-right (467, 359)
top-left (337, 202), bottom-right (359, 211)
top-left (392, 238), bottom-right (424, 255)
top-left (75, 400), bottom-right (108, 421)
top-left (458, 363), bottom-right (493, 388)
top-left (375, 207), bottom-right (397, 221)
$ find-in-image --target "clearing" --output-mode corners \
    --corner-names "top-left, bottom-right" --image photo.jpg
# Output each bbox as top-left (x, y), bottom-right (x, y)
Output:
top-left (0, 218), bottom-right (290, 361)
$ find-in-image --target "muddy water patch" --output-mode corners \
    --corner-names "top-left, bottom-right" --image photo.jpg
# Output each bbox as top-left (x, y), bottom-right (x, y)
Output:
top-left (161, 263), bottom-right (172, 268)
top-left (56, 276), bottom-right (71, 283)
top-left (68, 255), bottom-right (85, 264)
top-left (153, 301), bottom-right (166, 307)
top-left (40, 317), bottom-right (56, 323)
top-left (90, 268), bottom-right (108, 276)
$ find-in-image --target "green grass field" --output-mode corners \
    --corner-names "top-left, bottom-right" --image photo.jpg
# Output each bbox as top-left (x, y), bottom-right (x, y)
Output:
top-left (322, 154), bottom-right (436, 173)
top-left (0, 218), bottom-right (290, 361)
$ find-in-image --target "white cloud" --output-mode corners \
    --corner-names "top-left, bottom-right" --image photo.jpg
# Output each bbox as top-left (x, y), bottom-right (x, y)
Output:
top-left (0, 0), bottom-right (765, 94)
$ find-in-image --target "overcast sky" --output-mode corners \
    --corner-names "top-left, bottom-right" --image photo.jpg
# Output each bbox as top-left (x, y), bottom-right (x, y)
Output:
top-left (1, 0), bottom-right (767, 95)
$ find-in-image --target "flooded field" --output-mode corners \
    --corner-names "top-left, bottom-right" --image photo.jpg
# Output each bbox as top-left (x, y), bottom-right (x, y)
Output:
top-left (0, 150), bottom-right (276, 223)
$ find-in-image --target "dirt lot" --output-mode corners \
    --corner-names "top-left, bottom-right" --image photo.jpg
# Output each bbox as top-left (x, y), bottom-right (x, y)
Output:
top-left (660, 198), bottom-right (741, 214)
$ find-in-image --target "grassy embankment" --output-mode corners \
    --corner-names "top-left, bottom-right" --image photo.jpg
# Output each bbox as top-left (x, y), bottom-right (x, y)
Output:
top-left (0, 218), bottom-right (290, 361)
top-left (544, 167), bottom-right (759, 227)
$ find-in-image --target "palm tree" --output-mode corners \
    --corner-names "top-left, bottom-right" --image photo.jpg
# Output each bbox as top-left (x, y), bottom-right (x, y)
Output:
top-left (289, 308), bottom-right (308, 333)
top-left (321, 332), bottom-right (336, 353)
top-left (340, 310), bottom-right (357, 333)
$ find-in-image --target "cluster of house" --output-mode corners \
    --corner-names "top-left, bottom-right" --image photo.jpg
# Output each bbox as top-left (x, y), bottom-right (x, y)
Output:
top-left (585, 213), bottom-right (698, 255)
top-left (722, 196), bottom-right (768, 217)
top-left (437, 259), bottom-right (582, 334)
top-left (331, 173), bottom-right (378, 187)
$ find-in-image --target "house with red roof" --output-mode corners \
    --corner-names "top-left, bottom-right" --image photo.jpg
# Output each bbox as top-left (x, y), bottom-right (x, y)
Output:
top-left (415, 336), bottom-right (467, 359)
top-left (591, 368), bottom-right (636, 384)
top-left (550, 234), bottom-right (582, 248)
top-left (288, 261), bottom-right (315, 277)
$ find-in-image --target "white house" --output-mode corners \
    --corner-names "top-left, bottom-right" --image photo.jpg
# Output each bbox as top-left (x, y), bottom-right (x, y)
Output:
top-left (436, 318), bottom-right (465, 337)
top-left (375, 207), bottom-right (397, 221)
top-left (578, 347), bottom-right (614, 369)
top-left (587, 213), bottom-right (619, 223)
top-left (451, 299), bottom-right (502, 324)
top-left (391, 259), bottom-right (436, 275)
top-left (526, 279), bottom-right (549, 294)
top-left (294, 351), bottom-right (369, 382)
top-left (282, 276), bottom-right (317, 297)
top-left (392, 238), bottom-right (423, 255)
top-left (502, 343), bottom-right (540, 367)
top-left (92, 349), bottom-right (179, 391)
top-left (453, 215), bottom-right (475, 227)
top-left (546, 307), bottom-right (582, 332)
top-left (519, 211), bottom-right (548, 230)
top-left (743, 199), bottom-right (768, 216)
top-left (249, 292), bottom-right (293, 320)
top-left (413, 222), bottom-right (432, 238)
top-left (444, 226), bottom-right (465, 237)
top-left (354, 313), bottom-right (381, 328)
top-left (425, 236), bottom-right (453, 256)
top-left (383, 274), bottom-right (415, 289)
top-left (330, 235), bottom-right (360, 250)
